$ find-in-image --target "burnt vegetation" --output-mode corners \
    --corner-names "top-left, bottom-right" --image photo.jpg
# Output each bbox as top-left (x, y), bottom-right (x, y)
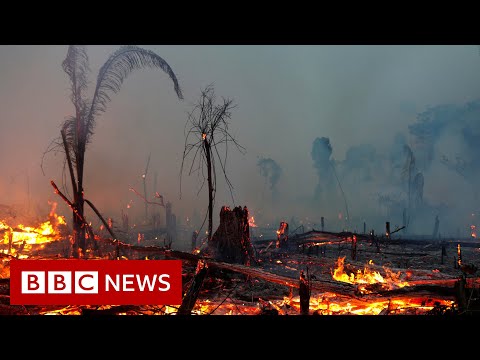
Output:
top-left (2, 46), bottom-right (480, 316)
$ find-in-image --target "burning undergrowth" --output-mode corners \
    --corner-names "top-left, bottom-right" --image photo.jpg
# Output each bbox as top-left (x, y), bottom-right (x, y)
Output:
top-left (0, 207), bottom-right (476, 315)
top-left (332, 256), bottom-right (409, 294)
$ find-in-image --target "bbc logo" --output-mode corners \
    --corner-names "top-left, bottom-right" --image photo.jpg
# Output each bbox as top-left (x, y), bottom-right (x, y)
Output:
top-left (10, 260), bottom-right (182, 305)
top-left (22, 271), bottom-right (99, 294)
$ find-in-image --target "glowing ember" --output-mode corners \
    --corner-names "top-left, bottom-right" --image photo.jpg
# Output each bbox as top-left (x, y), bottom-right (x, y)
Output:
top-left (457, 244), bottom-right (462, 266)
top-left (332, 257), bottom-right (409, 293)
top-left (281, 292), bottom-right (454, 315)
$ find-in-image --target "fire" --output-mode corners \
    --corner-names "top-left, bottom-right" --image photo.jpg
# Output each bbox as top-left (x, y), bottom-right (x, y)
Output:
top-left (1, 202), bottom-right (67, 257)
top-left (248, 216), bottom-right (257, 228)
top-left (471, 225), bottom-right (476, 238)
top-left (332, 257), bottom-right (409, 293)
top-left (281, 293), bottom-right (454, 315)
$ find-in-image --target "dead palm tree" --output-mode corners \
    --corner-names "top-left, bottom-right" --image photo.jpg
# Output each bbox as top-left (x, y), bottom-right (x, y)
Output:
top-left (48, 45), bottom-right (183, 257)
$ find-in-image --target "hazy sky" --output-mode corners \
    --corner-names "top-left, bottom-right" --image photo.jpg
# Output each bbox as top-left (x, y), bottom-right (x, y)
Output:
top-left (1, 45), bottom-right (480, 235)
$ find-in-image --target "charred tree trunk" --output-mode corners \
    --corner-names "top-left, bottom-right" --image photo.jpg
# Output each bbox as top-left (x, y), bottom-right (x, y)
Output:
top-left (209, 206), bottom-right (255, 265)
top-left (72, 139), bottom-right (87, 258)
top-left (61, 128), bottom-right (81, 258)
top-left (177, 260), bottom-right (208, 315)
top-left (299, 270), bottom-right (310, 315)
top-left (205, 140), bottom-right (213, 242)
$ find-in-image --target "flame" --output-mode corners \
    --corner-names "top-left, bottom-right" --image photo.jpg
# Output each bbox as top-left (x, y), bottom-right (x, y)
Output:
top-left (332, 257), bottom-right (409, 293)
top-left (1, 202), bottom-right (67, 260)
top-left (457, 244), bottom-right (462, 266)
top-left (281, 293), bottom-right (454, 315)
top-left (202, 133), bottom-right (207, 140)
top-left (471, 225), bottom-right (476, 238)
top-left (248, 216), bottom-right (257, 228)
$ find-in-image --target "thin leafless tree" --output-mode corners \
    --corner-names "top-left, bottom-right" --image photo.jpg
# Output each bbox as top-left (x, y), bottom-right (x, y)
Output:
top-left (180, 84), bottom-right (245, 242)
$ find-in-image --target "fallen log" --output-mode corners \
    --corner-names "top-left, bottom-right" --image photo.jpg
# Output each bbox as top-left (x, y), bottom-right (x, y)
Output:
top-left (364, 284), bottom-right (456, 299)
top-left (92, 244), bottom-right (466, 301)
top-left (177, 260), bottom-right (208, 315)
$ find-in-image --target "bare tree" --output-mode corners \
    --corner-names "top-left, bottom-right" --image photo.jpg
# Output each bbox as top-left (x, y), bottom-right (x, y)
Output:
top-left (44, 45), bottom-right (183, 258)
top-left (180, 84), bottom-right (245, 243)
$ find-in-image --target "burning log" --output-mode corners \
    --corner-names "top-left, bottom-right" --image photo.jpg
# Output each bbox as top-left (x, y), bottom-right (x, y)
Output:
top-left (351, 234), bottom-right (357, 260)
top-left (457, 244), bottom-right (462, 267)
top-left (177, 260), bottom-right (208, 315)
top-left (208, 206), bottom-right (255, 265)
top-left (276, 221), bottom-right (289, 249)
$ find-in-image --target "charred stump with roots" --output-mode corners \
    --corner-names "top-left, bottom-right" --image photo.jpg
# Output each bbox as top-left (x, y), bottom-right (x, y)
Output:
top-left (208, 206), bottom-right (255, 265)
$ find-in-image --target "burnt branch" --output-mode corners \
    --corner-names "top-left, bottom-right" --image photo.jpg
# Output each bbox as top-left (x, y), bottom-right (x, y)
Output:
top-left (50, 180), bottom-right (96, 244)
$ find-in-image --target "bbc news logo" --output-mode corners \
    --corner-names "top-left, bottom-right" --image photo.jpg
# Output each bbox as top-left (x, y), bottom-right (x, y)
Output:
top-left (10, 259), bottom-right (182, 305)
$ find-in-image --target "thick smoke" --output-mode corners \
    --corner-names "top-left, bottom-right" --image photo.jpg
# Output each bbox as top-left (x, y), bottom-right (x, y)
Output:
top-left (257, 157), bottom-right (282, 197)
top-left (342, 144), bottom-right (378, 182)
top-left (2, 46), bottom-right (480, 245)
top-left (319, 99), bottom-right (480, 237)
top-left (311, 137), bottom-right (335, 202)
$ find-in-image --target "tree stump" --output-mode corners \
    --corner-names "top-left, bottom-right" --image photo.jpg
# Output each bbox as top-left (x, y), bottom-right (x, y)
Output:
top-left (208, 206), bottom-right (255, 265)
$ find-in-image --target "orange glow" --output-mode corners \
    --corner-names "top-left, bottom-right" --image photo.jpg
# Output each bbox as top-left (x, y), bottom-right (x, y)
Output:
top-left (1, 202), bottom-right (66, 248)
top-left (457, 244), bottom-right (462, 266)
top-left (248, 216), bottom-right (257, 228)
top-left (202, 133), bottom-right (207, 140)
top-left (281, 293), bottom-right (453, 315)
top-left (332, 257), bottom-right (409, 294)
top-left (1, 202), bottom-right (67, 260)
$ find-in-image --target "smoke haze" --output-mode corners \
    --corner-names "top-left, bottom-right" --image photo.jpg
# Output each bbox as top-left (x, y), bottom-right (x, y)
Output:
top-left (1, 45), bottom-right (480, 241)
